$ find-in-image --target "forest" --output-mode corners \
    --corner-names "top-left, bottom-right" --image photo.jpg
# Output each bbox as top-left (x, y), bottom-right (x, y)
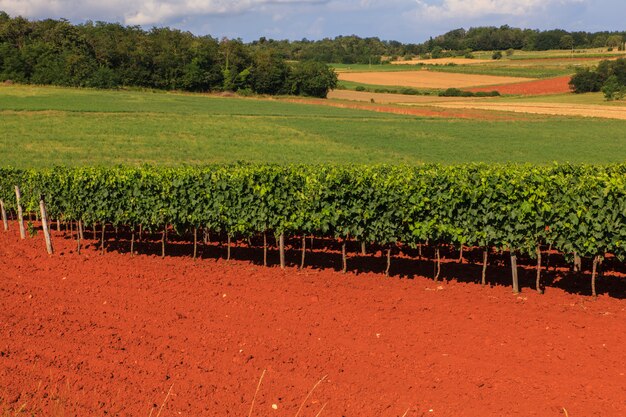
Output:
top-left (0, 12), bottom-right (337, 96)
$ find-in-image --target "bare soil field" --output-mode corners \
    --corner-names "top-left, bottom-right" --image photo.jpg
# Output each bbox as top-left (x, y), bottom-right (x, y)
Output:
top-left (467, 76), bottom-right (572, 95)
top-left (430, 101), bottom-right (626, 120)
top-left (1, 225), bottom-right (625, 417)
top-left (337, 71), bottom-right (532, 89)
top-left (327, 90), bottom-right (461, 104)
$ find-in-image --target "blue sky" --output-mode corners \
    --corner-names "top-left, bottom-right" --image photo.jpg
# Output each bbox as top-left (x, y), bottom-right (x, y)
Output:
top-left (0, 0), bottom-right (624, 42)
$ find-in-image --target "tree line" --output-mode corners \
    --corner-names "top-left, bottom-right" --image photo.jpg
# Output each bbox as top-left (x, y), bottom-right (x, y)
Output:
top-left (248, 26), bottom-right (625, 63)
top-left (0, 12), bottom-right (337, 97)
top-left (422, 26), bottom-right (625, 56)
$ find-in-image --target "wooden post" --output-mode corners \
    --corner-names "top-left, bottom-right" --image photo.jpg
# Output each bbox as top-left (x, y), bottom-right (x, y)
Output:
top-left (161, 226), bottom-right (167, 259)
top-left (0, 200), bottom-right (7, 231)
top-left (193, 227), bottom-right (198, 259)
top-left (573, 252), bottom-right (582, 273)
top-left (361, 241), bottom-right (366, 256)
top-left (511, 252), bottom-right (519, 294)
top-left (78, 220), bottom-right (84, 241)
top-left (300, 236), bottom-right (306, 269)
top-left (130, 227), bottom-right (135, 257)
top-left (100, 223), bottom-right (106, 255)
top-left (76, 220), bottom-right (82, 255)
top-left (385, 245), bottom-right (391, 277)
top-left (341, 240), bottom-right (347, 273)
top-left (536, 245), bottom-right (543, 294)
top-left (434, 246), bottom-right (441, 282)
top-left (263, 232), bottom-right (267, 267)
top-left (279, 233), bottom-right (285, 269)
top-left (481, 248), bottom-right (488, 286)
top-left (56, 219), bottom-right (60, 231)
top-left (39, 198), bottom-right (53, 255)
top-left (15, 186), bottom-right (25, 239)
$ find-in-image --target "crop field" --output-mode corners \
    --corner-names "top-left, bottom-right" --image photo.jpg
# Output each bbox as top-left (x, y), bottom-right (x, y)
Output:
top-left (4, 85), bottom-right (626, 166)
top-left (337, 71), bottom-right (532, 89)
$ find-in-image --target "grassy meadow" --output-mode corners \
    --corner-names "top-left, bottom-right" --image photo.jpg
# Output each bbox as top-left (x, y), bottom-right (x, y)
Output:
top-left (2, 85), bottom-right (626, 167)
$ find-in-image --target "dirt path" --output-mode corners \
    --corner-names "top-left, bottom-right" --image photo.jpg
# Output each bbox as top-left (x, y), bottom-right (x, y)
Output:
top-left (1, 225), bottom-right (625, 417)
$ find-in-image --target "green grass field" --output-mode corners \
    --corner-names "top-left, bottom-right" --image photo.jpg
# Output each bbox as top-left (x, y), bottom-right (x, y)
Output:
top-left (2, 85), bottom-right (626, 167)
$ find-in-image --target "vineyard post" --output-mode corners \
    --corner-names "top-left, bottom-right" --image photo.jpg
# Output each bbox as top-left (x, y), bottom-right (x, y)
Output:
top-left (300, 236), bottom-right (306, 269)
top-left (56, 219), bottom-right (60, 231)
top-left (78, 220), bottom-right (84, 241)
top-left (536, 245), bottom-right (543, 294)
top-left (76, 220), bottom-right (82, 254)
top-left (511, 251), bottom-right (519, 294)
top-left (263, 232), bottom-right (267, 267)
top-left (0, 200), bottom-right (8, 231)
top-left (573, 252), bottom-right (582, 273)
top-left (481, 248), bottom-right (488, 286)
top-left (458, 245), bottom-right (464, 263)
top-left (279, 233), bottom-right (285, 269)
top-left (39, 197), bottom-right (53, 255)
top-left (130, 225), bottom-right (135, 257)
top-left (341, 240), bottom-right (347, 273)
top-left (14, 186), bottom-right (26, 239)
top-left (161, 226), bottom-right (167, 259)
top-left (93, 223), bottom-right (97, 240)
top-left (227, 234), bottom-right (231, 261)
top-left (385, 244), bottom-right (391, 277)
top-left (361, 241), bottom-right (366, 256)
top-left (100, 223), bottom-right (106, 255)
top-left (193, 227), bottom-right (198, 259)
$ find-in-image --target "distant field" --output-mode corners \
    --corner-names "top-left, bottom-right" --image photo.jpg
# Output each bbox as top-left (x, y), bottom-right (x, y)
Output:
top-left (337, 71), bottom-right (532, 89)
top-left (426, 64), bottom-right (574, 79)
top-left (3, 85), bottom-right (626, 167)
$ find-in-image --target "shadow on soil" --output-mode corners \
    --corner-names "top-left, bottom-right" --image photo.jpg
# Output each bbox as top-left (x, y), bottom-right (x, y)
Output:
top-left (49, 224), bottom-right (626, 300)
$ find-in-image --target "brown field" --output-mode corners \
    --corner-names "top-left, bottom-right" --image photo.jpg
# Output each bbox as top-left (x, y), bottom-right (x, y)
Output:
top-left (391, 58), bottom-right (493, 65)
top-left (338, 70), bottom-right (532, 89)
top-left (328, 90), bottom-right (461, 104)
top-left (429, 101), bottom-right (626, 120)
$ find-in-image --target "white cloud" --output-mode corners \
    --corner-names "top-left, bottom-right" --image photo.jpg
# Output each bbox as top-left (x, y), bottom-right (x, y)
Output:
top-left (0, 0), bottom-right (329, 25)
top-left (414, 0), bottom-right (584, 20)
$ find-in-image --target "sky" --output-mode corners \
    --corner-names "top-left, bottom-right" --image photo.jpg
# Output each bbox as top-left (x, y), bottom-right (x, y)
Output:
top-left (0, 0), bottom-right (624, 43)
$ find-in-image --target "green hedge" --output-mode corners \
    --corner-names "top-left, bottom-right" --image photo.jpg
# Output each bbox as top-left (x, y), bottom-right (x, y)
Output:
top-left (1, 164), bottom-right (625, 262)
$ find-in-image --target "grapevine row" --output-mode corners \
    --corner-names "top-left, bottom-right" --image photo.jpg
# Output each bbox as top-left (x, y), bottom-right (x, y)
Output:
top-left (1, 164), bottom-right (625, 296)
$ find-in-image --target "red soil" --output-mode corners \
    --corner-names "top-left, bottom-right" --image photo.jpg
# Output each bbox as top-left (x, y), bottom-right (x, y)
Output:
top-left (1, 225), bottom-right (625, 417)
top-left (468, 76), bottom-right (572, 96)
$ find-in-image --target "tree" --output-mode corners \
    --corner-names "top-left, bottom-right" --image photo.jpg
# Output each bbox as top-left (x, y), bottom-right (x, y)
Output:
top-left (492, 51), bottom-right (503, 60)
top-left (569, 68), bottom-right (603, 93)
top-left (606, 35), bottom-right (623, 48)
top-left (560, 35), bottom-right (574, 50)
top-left (602, 75), bottom-right (625, 101)
top-left (288, 61), bottom-right (337, 98)
top-left (249, 51), bottom-right (290, 95)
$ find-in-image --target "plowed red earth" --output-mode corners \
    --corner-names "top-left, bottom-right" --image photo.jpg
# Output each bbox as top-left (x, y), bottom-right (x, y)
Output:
top-left (468, 76), bottom-right (572, 96)
top-left (1, 224), bottom-right (625, 417)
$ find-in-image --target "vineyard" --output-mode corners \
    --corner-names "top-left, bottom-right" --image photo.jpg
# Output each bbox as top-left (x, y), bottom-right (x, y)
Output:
top-left (1, 164), bottom-right (625, 297)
